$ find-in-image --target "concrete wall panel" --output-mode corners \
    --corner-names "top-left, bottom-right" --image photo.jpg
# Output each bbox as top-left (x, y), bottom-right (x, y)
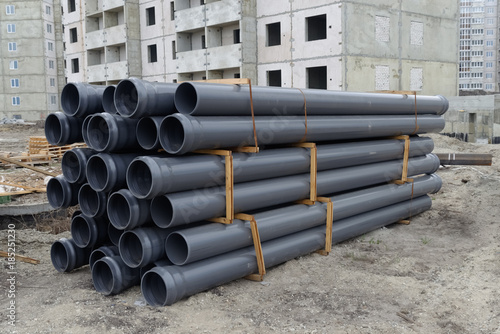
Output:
top-left (257, 14), bottom-right (291, 64)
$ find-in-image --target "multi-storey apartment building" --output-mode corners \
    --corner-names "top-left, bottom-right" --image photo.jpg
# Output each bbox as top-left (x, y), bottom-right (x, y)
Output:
top-left (64, 0), bottom-right (457, 96)
top-left (459, 0), bottom-right (498, 92)
top-left (0, 0), bottom-right (64, 120)
top-left (139, 0), bottom-right (459, 95)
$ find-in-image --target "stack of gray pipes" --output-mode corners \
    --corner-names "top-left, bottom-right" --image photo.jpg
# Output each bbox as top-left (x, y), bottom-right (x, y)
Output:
top-left (46, 77), bottom-right (447, 306)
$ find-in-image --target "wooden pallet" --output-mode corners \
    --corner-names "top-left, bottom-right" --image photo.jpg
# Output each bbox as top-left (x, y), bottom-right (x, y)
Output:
top-left (28, 136), bottom-right (86, 159)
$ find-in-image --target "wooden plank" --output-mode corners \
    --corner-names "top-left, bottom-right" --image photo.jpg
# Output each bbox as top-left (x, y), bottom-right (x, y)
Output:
top-left (436, 153), bottom-right (493, 166)
top-left (0, 251), bottom-right (40, 264)
top-left (0, 156), bottom-right (59, 177)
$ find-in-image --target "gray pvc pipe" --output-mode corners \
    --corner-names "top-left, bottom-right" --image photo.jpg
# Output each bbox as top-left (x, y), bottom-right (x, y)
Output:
top-left (78, 183), bottom-right (108, 218)
top-left (61, 148), bottom-right (96, 184)
top-left (44, 112), bottom-right (83, 146)
top-left (70, 213), bottom-right (109, 249)
top-left (91, 255), bottom-right (141, 295)
top-left (108, 224), bottom-right (124, 246)
top-left (128, 137), bottom-right (433, 199)
top-left (142, 196), bottom-right (432, 306)
top-left (139, 259), bottom-right (173, 279)
top-left (160, 113), bottom-right (445, 155)
top-left (86, 113), bottom-right (140, 152)
top-left (136, 116), bottom-right (165, 151)
top-left (107, 189), bottom-right (151, 230)
top-left (61, 82), bottom-right (105, 117)
top-left (47, 175), bottom-right (80, 209)
top-left (114, 77), bottom-right (177, 118)
top-left (89, 245), bottom-right (119, 270)
top-left (119, 227), bottom-right (174, 268)
top-left (150, 153), bottom-right (440, 228)
top-left (86, 153), bottom-right (140, 192)
top-left (165, 174), bottom-right (441, 265)
top-left (82, 114), bottom-right (92, 146)
top-left (50, 238), bottom-right (91, 273)
top-left (174, 81), bottom-right (449, 116)
top-left (102, 85), bottom-right (118, 114)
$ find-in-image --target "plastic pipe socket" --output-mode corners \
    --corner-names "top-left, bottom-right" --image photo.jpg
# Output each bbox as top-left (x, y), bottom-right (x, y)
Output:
top-left (46, 175), bottom-right (80, 209)
top-left (61, 148), bottom-right (96, 184)
top-left (78, 183), bottom-right (108, 218)
top-left (70, 213), bottom-right (109, 249)
top-left (114, 77), bottom-right (177, 118)
top-left (91, 255), bottom-right (141, 295)
top-left (61, 82), bottom-right (105, 117)
top-left (50, 238), bottom-right (91, 273)
top-left (107, 189), bottom-right (152, 230)
top-left (44, 112), bottom-right (83, 146)
top-left (86, 113), bottom-right (140, 152)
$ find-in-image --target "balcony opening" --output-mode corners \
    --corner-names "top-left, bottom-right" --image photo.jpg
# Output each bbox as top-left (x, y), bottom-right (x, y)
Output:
top-left (307, 66), bottom-right (327, 89)
top-left (266, 22), bottom-right (281, 46)
top-left (234, 73), bottom-right (240, 78)
top-left (71, 58), bottom-right (79, 73)
top-left (233, 29), bottom-right (240, 44)
top-left (146, 7), bottom-right (156, 26)
top-left (70, 28), bottom-right (77, 43)
top-left (306, 14), bottom-right (327, 41)
top-left (267, 70), bottom-right (282, 87)
top-left (170, 2), bottom-right (175, 20)
top-left (68, 0), bottom-right (76, 13)
top-left (148, 44), bottom-right (158, 63)
top-left (202, 35), bottom-right (206, 49)
top-left (172, 41), bottom-right (176, 59)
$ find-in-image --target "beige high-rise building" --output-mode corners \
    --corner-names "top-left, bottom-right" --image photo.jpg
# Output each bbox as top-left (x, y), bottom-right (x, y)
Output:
top-left (0, 0), bottom-right (64, 120)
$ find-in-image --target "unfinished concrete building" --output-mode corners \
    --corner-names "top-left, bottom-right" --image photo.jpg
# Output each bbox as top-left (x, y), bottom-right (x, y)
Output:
top-left (443, 95), bottom-right (500, 143)
top-left (0, 0), bottom-right (65, 120)
top-left (62, 0), bottom-right (459, 96)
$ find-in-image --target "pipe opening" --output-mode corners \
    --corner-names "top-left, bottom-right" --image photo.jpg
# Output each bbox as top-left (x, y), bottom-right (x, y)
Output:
top-left (44, 114), bottom-right (63, 145)
top-left (92, 260), bottom-right (114, 294)
top-left (79, 184), bottom-right (100, 217)
top-left (108, 193), bottom-right (131, 229)
top-left (127, 160), bottom-right (153, 198)
top-left (102, 86), bottom-right (117, 114)
top-left (61, 151), bottom-right (82, 183)
top-left (174, 83), bottom-right (198, 114)
top-left (142, 271), bottom-right (168, 306)
top-left (89, 249), bottom-right (106, 270)
top-left (150, 196), bottom-right (174, 228)
top-left (61, 83), bottom-right (80, 116)
top-left (119, 232), bottom-right (144, 267)
top-left (115, 80), bottom-right (138, 116)
top-left (137, 118), bottom-right (159, 150)
top-left (87, 156), bottom-right (109, 191)
top-left (165, 233), bottom-right (189, 265)
top-left (108, 224), bottom-right (123, 245)
top-left (87, 115), bottom-right (111, 151)
top-left (71, 215), bottom-right (91, 248)
top-left (50, 241), bottom-right (69, 272)
top-left (47, 177), bottom-right (65, 209)
top-left (160, 117), bottom-right (185, 154)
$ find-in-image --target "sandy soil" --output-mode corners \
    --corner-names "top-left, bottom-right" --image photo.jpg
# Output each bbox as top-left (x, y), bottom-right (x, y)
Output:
top-left (0, 127), bottom-right (499, 334)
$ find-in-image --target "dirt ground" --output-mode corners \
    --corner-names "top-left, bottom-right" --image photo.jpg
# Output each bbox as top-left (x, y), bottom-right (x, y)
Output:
top-left (0, 125), bottom-right (499, 334)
